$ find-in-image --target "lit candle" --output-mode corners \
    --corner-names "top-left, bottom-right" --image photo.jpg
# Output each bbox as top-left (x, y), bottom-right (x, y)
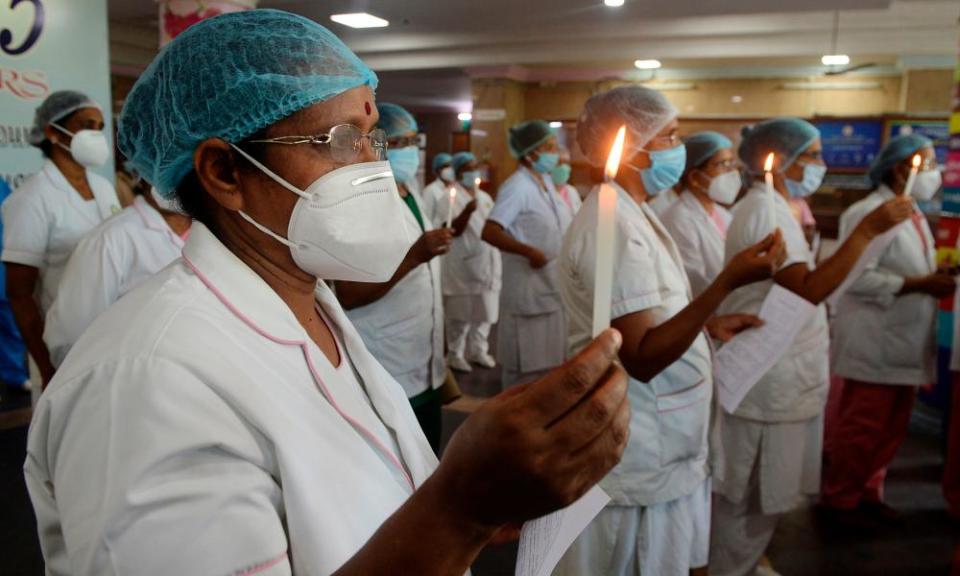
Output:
top-left (903, 153), bottom-right (921, 197)
top-left (764, 153), bottom-right (777, 235)
top-left (474, 176), bottom-right (481, 194)
top-left (592, 125), bottom-right (627, 337)
top-left (445, 186), bottom-right (456, 229)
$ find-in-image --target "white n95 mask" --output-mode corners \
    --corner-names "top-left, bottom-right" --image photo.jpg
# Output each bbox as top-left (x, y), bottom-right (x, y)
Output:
top-left (52, 123), bottom-right (111, 168)
top-left (912, 169), bottom-right (942, 201)
top-left (231, 144), bottom-right (415, 282)
top-left (440, 166), bottom-right (455, 183)
top-left (706, 171), bottom-right (742, 206)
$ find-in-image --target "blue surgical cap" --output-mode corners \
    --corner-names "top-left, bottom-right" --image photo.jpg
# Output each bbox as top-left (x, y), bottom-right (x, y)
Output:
top-left (868, 134), bottom-right (933, 187)
top-left (683, 131), bottom-right (732, 175)
top-left (452, 151), bottom-right (477, 172)
top-left (509, 120), bottom-right (555, 158)
top-left (432, 153), bottom-right (453, 173)
top-left (28, 90), bottom-right (101, 146)
top-left (377, 103), bottom-right (418, 138)
top-left (577, 85), bottom-right (678, 167)
top-left (739, 118), bottom-right (820, 175)
top-left (118, 9), bottom-right (378, 195)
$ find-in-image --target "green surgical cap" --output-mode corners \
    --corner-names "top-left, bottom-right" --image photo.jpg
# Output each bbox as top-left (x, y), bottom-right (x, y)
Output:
top-left (432, 153), bottom-right (453, 173)
top-left (683, 131), bottom-right (732, 176)
top-left (868, 134), bottom-right (933, 187)
top-left (452, 151), bottom-right (477, 172)
top-left (739, 117), bottom-right (820, 175)
top-left (118, 9), bottom-right (378, 195)
top-left (509, 120), bottom-right (555, 158)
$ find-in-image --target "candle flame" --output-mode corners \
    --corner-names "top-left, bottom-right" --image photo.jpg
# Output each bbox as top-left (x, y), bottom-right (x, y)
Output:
top-left (764, 153), bottom-right (775, 173)
top-left (475, 177), bottom-right (481, 188)
top-left (449, 187), bottom-right (456, 199)
top-left (912, 154), bottom-right (922, 168)
top-left (604, 125), bottom-right (627, 181)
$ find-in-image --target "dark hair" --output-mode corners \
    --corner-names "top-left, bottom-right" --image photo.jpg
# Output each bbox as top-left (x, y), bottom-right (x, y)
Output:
top-left (39, 140), bottom-right (53, 159)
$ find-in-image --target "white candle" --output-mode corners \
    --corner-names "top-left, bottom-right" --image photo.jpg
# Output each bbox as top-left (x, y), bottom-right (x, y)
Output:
top-left (903, 153), bottom-right (921, 197)
top-left (764, 153), bottom-right (777, 235)
top-left (474, 176), bottom-right (481, 193)
top-left (445, 187), bottom-right (456, 229)
top-left (592, 125), bottom-right (627, 337)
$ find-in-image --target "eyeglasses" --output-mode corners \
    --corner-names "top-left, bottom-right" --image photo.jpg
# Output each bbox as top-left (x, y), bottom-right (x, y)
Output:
top-left (797, 150), bottom-right (824, 162)
top-left (648, 133), bottom-right (682, 149)
top-left (387, 135), bottom-right (420, 149)
top-left (248, 124), bottom-right (388, 163)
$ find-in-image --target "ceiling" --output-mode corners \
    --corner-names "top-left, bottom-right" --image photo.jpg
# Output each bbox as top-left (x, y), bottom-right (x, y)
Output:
top-left (108, 0), bottom-right (960, 111)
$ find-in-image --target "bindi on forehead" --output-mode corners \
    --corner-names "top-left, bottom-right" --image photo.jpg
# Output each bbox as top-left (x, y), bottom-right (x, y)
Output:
top-left (365, 102), bottom-right (372, 115)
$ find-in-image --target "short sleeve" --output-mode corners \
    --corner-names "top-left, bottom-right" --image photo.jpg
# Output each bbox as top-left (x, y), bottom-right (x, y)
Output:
top-left (2, 189), bottom-right (50, 268)
top-left (25, 358), bottom-right (291, 576)
top-left (663, 211), bottom-right (709, 297)
top-left (727, 196), bottom-right (808, 271)
top-left (609, 217), bottom-right (662, 319)
top-left (488, 177), bottom-right (527, 231)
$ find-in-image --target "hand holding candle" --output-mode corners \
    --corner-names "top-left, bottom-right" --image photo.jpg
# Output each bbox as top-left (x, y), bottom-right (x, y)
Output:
top-left (764, 153), bottom-right (778, 235)
top-left (903, 153), bottom-right (921, 197)
top-left (592, 125), bottom-right (627, 337)
top-left (445, 186), bottom-right (457, 229)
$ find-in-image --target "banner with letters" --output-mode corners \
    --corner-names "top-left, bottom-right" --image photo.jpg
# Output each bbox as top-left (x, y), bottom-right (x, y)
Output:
top-left (0, 0), bottom-right (114, 189)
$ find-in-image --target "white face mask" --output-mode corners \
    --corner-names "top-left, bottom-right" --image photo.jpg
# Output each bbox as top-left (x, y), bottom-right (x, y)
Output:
top-left (705, 170), bottom-right (742, 206)
top-left (231, 144), bottom-right (415, 282)
top-left (51, 123), bottom-right (110, 168)
top-left (911, 169), bottom-right (942, 201)
top-left (439, 166), bottom-right (455, 183)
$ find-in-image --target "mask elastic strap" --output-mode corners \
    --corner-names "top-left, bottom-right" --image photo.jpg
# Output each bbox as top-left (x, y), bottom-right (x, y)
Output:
top-left (229, 143), bottom-right (311, 200)
top-left (237, 210), bottom-right (299, 249)
top-left (49, 123), bottom-right (73, 153)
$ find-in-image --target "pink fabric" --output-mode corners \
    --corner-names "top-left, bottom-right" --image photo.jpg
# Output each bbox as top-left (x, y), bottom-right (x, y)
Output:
top-left (708, 207), bottom-right (728, 238)
top-left (822, 374), bottom-right (846, 458)
top-left (910, 210), bottom-right (929, 253)
top-left (558, 184), bottom-right (574, 212)
top-left (944, 373), bottom-right (960, 517)
top-left (821, 379), bottom-right (916, 509)
top-left (788, 198), bottom-right (816, 226)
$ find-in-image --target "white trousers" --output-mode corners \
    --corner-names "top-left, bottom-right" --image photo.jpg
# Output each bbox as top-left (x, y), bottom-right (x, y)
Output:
top-left (554, 478), bottom-right (711, 576)
top-left (710, 484), bottom-right (779, 576)
top-left (446, 319), bottom-right (492, 359)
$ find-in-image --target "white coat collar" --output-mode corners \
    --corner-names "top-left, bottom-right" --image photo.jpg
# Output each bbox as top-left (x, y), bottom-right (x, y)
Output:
top-left (132, 195), bottom-right (185, 249)
top-left (41, 159), bottom-right (117, 221)
top-left (678, 189), bottom-right (711, 221)
top-left (181, 224), bottom-right (437, 489)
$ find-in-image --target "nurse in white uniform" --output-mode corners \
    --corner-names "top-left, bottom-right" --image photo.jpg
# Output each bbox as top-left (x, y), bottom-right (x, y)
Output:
top-left (43, 187), bottom-right (192, 367)
top-left (711, 118), bottom-right (913, 576)
top-left (2, 90), bottom-right (120, 387)
top-left (556, 85), bottom-right (784, 576)
top-left (338, 102), bottom-right (456, 453)
top-left (662, 132), bottom-right (739, 297)
top-left (25, 11), bottom-right (632, 576)
top-left (824, 135), bottom-right (954, 516)
top-left (431, 151), bottom-right (501, 373)
top-left (482, 120), bottom-right (573, 388)
top-left (421, 152), bottom-right (455, 220)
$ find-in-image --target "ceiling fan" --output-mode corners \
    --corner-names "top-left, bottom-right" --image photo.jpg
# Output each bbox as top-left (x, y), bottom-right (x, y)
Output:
top-left (822, 11), bottom-right (879, 76)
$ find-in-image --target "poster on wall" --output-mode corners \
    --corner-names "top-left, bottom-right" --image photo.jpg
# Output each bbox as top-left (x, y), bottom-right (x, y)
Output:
top-left (0, 0), bottom-right (114, 189)
top-left (814, 119), bottom-right (884, 170)
top-left (886, 119), bottom-right (950, 166)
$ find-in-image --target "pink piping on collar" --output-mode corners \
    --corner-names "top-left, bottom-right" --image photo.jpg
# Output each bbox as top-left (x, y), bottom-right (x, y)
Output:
top-left (182, 254), bottom-right (415, 491)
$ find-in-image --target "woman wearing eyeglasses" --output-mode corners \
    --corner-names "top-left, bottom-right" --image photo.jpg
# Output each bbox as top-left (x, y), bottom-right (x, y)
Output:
top-left (337, 103), bottom-right (473, 453)
top-left (662, 132), bottom-right (741, 297)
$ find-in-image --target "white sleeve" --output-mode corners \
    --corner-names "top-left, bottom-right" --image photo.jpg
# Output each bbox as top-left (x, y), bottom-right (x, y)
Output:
top-left (664, 213), bottom-right (709, 297)
top-left (610, 216), bottom-right (663, 319)
top-left (43, 233), bottom-right (124, 367)
top-left (837, 205), bottom-right (904, 306)
top-left (2, 189), bottom-right (50, 268)
top-left (488, 178), bottom-right (526, 232)
top-left (26, 358), bottom-right (291, 576)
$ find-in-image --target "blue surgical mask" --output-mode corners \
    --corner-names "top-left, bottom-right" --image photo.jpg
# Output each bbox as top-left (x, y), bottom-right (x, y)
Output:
top-left (386, 146), bottom-right (420, 183)
top-left (551, 164), bottom-right (572, 186)
top-left (629, 145), bottom-right (686, 196)
top-left (784, 162), bottom-right (827, 198)
top-left (460, 170), bottom-right (480, 188)
top-left (531, 152), bottom-right (559, 174)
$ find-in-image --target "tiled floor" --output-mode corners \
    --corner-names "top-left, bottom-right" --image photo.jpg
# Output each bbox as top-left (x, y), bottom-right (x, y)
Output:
top-left (2, 366), bottom-right (958, 575)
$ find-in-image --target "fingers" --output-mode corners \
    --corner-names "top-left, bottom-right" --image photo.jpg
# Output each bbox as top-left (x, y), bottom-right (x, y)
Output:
top-left (565, 389), bottom-right (631, 481)
top-left (523, 329), bottom-right (623, 426)
top-left (729, 314), bottom-right (764, 329)
top-left (548, 361), bottom-right (629, 452)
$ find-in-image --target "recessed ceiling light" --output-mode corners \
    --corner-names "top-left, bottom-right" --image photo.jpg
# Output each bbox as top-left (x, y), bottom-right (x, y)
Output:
top-left (549, 121), bottom-right (563, 128)
top-left (330, 13), bottom-right (389, 29)
top-left (458, 112), bottom-right (472, 122)
top-left (604, 0), bottom-right (625, 6)
top-left (634, 59), bottom-right (662, 70)
top-left (821, 54), bottom-right (850, 66)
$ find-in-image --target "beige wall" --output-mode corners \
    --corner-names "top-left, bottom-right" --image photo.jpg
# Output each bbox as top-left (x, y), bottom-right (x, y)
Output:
top-left (470, 79), bottom-right (527, 187)
top-left (903, 69), bottom-right (955, 113)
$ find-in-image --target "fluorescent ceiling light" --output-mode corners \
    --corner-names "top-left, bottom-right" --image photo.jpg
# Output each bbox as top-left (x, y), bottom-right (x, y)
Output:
top-left (634, 59), bottom-right (662, 70)
top-left (604, 0), bottom-right (625, 6)
top-left (330, 13), bottom-right (389, 29)
top-left (782, 81), bottom-right (881, 90)
top-left (549, 121), bottom-right (563, 128)
top-left (458, 112), bottom-right (472, 121)
top-left (821, 54), bottom-right (850, 66)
